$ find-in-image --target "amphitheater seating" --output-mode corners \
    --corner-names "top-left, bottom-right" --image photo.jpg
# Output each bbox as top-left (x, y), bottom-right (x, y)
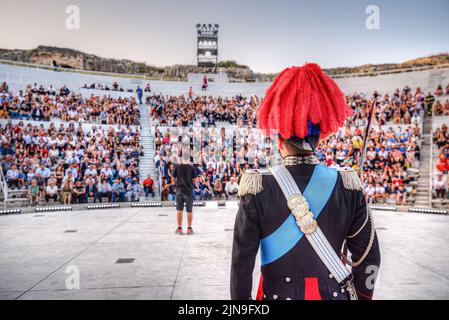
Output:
top-left (2, 62), bottom-right (448, 209)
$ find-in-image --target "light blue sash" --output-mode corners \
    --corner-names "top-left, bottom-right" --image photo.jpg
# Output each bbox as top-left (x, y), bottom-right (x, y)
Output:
top-left (260, 164), bottom-right (338, 266)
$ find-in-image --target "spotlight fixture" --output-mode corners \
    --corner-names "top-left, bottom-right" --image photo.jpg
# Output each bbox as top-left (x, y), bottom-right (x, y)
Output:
top-left (369, 205), bottom-right (396, 212)
top-left (172, 201), bottom-right (204, 207)
top-left (218, 200), bottom-right (226, 207)
top-left (196, 22), bottom-right (219, 67)
top-left (193, 201), bottom-right (205, 207)
top-left (131, 202), bottom-right (162, 207)
top-left (409, 207), bottom-right (448, 214)
top-left (0, 208), bottom-right (21, 215)
top-left (35, 206), bottom-right (72, 212)
top-left (87, 203), bottom-right (120, 210)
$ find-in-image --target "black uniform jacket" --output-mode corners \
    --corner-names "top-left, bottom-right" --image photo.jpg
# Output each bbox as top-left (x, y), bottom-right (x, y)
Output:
top-left (230, 164), bottom-right (381, 300)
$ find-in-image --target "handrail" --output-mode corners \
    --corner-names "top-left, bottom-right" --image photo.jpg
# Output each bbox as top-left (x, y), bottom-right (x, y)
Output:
top-left (0, 169), bottom-right (8, 209)
top-left (429, 106), bottom-right (435, 207)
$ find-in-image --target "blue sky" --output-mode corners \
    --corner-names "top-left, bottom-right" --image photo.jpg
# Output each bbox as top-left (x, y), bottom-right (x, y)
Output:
top-left (1, 0), bottom-right (448, 73)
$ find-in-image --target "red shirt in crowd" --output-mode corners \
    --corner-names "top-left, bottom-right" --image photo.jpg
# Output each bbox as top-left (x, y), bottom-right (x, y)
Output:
top-left (143, 177), bottom-right (154, 187)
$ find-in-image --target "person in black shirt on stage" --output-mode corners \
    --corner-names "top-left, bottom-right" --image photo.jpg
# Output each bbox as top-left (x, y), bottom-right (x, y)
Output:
top-left (173, 160), bottom-right (196, 235)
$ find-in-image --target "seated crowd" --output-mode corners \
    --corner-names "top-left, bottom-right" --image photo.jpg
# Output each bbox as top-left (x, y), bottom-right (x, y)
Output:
top-left (148, 85), bottom-right (426, 130)
top-left (346, 85), bottom-right (426, 126)
top-left (0, 82), bottom-right (140, 125)
top-left (0, 79), bottom-right (430, 207)
top-left (82, 81), bottom-right (127, 92)
top-left (154, 121), bottom-right (422, 206)
top-left (432, 99), bottom-right (449, 116)
top-left (153, 125), bottom-right (275, 201)
top-left (434, 83), bottom-right (449, 97)
top-left (315, 124), bottom-right (422, 205)
top-left (81, 82), bottom-right (151, 93)
top-left (0, 122), bottom-right (142, 206)
top-left (149, 94), bottom-right (259, 127)
top-left (432, 123), bottom-right (449, 200)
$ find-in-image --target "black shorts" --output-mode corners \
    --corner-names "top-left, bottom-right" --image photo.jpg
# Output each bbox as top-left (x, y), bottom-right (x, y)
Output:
top-left (176, 192), bottom-right (193, 212)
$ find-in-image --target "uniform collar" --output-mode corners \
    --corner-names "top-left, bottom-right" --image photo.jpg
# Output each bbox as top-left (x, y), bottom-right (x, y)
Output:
top-left (282, 154), bottom-right (319, 166)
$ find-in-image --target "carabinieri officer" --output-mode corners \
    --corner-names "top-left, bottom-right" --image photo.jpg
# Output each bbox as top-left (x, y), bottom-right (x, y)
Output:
top-left (230, 63), bottom-right (381, 300)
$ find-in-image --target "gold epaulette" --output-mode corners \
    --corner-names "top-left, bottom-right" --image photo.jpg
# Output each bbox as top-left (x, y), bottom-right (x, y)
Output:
top-left (238, 169), bottom-right (269, 197)
top-left (337, 167), bottom-right (363, 191)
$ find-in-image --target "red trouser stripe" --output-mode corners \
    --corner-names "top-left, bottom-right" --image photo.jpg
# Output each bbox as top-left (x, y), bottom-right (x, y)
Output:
top-left (304, 277), bottom-right (322, 300)
top-left (256, 274), bottom-right (264, 300)
top-left (257, 275), bottom-right (323, 300)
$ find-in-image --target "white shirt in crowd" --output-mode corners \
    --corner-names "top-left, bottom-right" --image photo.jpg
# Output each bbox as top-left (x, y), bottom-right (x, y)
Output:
top-left (97, 182), bottom-right (112, 193)
top-left (85, 168), bottom-right (98, 177)
top-left (365, 185), bottom-right (375, 196)
top-left (375, 186), bottom-right (385, 194)
top-left (101, 167), bottom-right (113, 178)
top-left (36, 167), bottom-right (51, 178)
top-left (434, 177), bottom-right (447, 189)
top-left (46, 185), bottom-right (58, 195)
top-left (118, 168), bottom-right (128, 178)
top-left (6, 169), bottom-right (19, 180)
top-left (225, 181), bottom-right (239, 194)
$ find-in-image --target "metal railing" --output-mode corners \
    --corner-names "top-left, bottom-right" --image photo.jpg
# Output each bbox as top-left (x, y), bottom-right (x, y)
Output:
top-left (0, 169), bottom-right (8, 209)
top-left (429, 107), bottom-right (435, 207)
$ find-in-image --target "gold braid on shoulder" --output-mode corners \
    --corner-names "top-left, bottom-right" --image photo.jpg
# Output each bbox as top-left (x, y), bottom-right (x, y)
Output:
top-left (338, 168), bottom-right (364, 191)
top-left (238, 170), bottom-right (265, 196)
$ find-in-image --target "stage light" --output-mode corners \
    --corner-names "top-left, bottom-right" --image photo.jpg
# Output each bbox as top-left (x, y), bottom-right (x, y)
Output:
top-left (35, 205), bottom-right (72, 212)
top-left (172, 201), bottom-right (205, 207)
top-left (369, 205), bottom-right (396, 212)
top-left (409, 207), bottom-right (448, 214)
top-left (131, 202), bottom-right (162, 207)
top-left (196, 22), bottom-right (219, 67)
top-left (0, 208), bottom-right (21, 215)
top-left (87, 203), bottom-right (120, 210)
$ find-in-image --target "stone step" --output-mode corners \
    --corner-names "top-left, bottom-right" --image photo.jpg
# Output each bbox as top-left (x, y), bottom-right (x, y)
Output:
top-left (6, 197), bottom-right (29, 202)
top-left (415, 202), bottom-right (430, 207)
top-left (415, 197), bottom-right (430, 202)
top-left (415, 195), bottom-right (430, 199)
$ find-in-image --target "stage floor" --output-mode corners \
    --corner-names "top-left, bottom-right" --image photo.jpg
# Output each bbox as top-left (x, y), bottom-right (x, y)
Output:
top-left (0, 205), bottom-right (448, 300)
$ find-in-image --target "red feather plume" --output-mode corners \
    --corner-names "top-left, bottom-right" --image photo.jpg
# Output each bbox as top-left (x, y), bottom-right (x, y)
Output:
top-left (257, 63), bottom-right (353, 139)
